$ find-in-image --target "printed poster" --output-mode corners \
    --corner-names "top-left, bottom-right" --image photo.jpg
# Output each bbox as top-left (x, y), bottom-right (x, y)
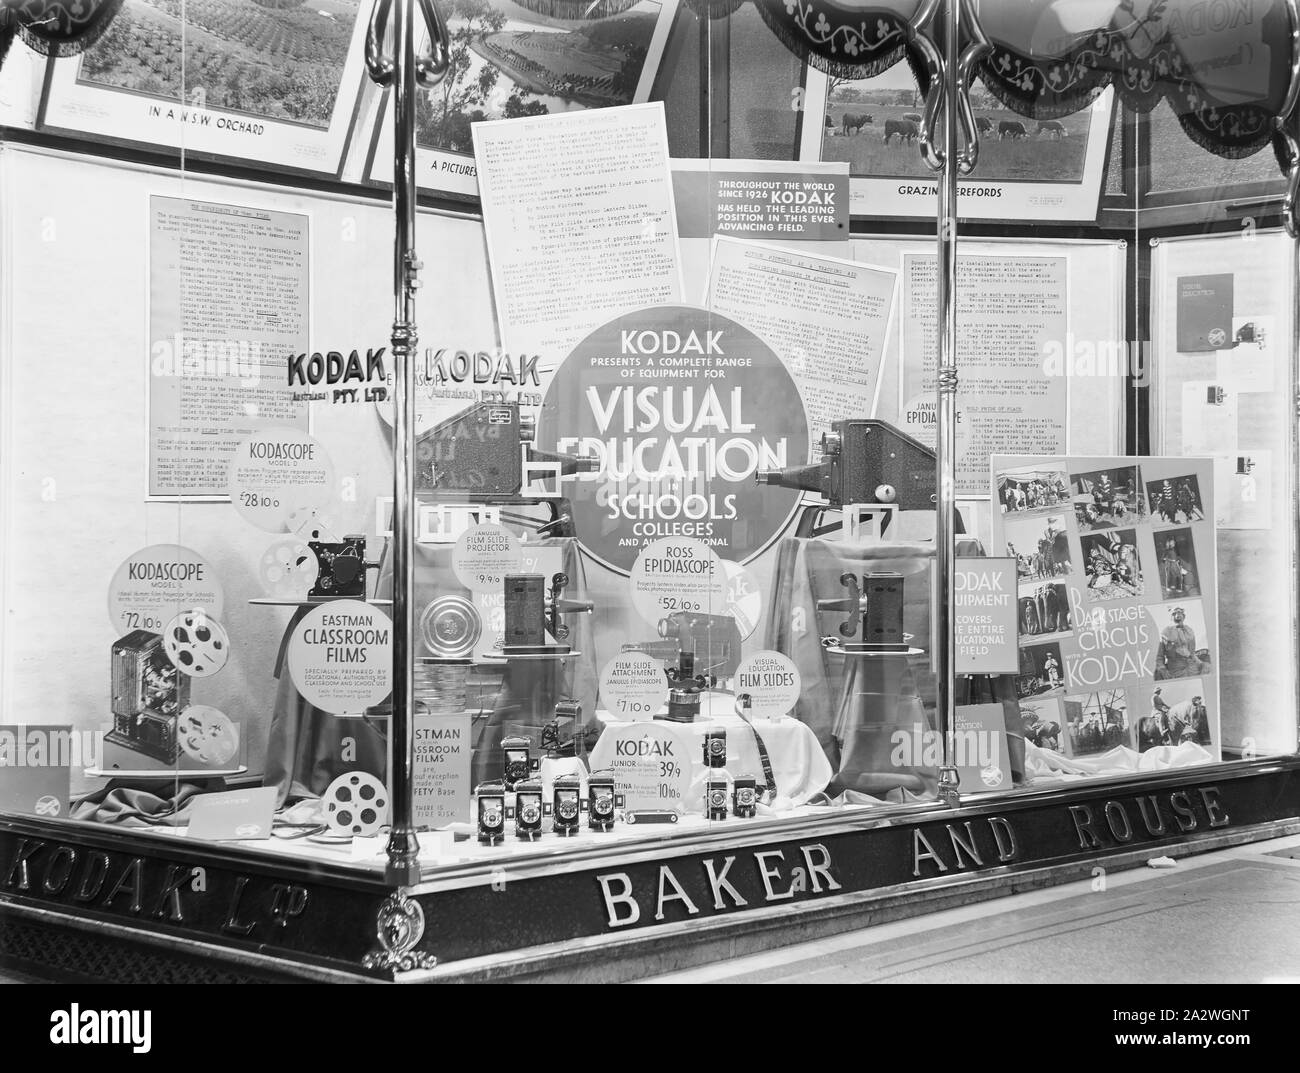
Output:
top-left (472, 102), bottom-right (683, 365)
top-left (673, 157), bottom-right (849, 297)
top-left (705, 236), bottom-right (895, 453)
top-left (903, 253), bottom-right (1069, 495)
top-left (1176, 274), bottom-right (1234, 352)
top-left (367, 0), bottom-right (677, 199)
top-left (148, 196), bottom-right (310, 497)
top-left (993, 455), bottom-right (1219, 762)
top-left (41, 0), bottom-right (369, 175)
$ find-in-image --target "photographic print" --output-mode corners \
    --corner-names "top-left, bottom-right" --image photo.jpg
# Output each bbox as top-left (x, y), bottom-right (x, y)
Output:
top-left (1017, 642), bottom-right (1065, 700)
top-left (996, 465), bottom-right (1069, 514)
top-left (40, 0), bottom-right (369, 174)
top-left (1152, 601), bottom-right (1213, 682)
top-left (1071, 465), bottom-right (1146, 529)
top-left (1154, 526), bottom-right (1201, 600)
top-left (1017, 582), bottom-right (1072, 640)
top-left (1138, 678), bottom-right (1212, 752)
top-left (366, 0), bottom-right (671, 197)
top-left (798, 66), bottom-right (1115, 221)
top-left (1003, 513), bottom-right (1073, 584)
top-left (1080, 528), bottom-right (1143, 601)
top-left (1017, 697), bottom-right (1064, 752)
top-left (1064, 690), bottom-right (1131, 756)
top-left (1146, 473), bottom-right (1206, 526)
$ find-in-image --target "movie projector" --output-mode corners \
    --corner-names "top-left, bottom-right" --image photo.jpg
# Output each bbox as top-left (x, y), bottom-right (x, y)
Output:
top-left (756, 419), bottom-right (947, 539)
top-left (258, 507), bottom-right (383, 602)
top-left (413, 400), bottom-right (597, 538)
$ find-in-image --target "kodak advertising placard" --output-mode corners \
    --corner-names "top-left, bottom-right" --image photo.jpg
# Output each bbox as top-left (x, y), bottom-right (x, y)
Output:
top-left (992, 456), bottom-right (1218, 761)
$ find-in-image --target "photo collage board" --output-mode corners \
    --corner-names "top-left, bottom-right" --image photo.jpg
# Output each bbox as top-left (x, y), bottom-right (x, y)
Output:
top-left (992, 455), bottom-right (1219, 763)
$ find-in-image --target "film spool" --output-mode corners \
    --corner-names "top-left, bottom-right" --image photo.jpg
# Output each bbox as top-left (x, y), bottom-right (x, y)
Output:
top-left (162, 609), bottom-right (231, 678)
top-left (322, 771), bottom-right (389, 838)
top-left (415, 662), bottom-right (472, 717)
top-left (177, 706), bottom-right (239, 766)
top-left (259, 539), bottom-right (319, 600)
top-left (287, 505), bottom-right (342, 544)
top-left (419, 595), bottom-right (481, 658)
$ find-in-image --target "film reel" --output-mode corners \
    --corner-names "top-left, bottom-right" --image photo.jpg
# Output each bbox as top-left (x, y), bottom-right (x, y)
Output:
top-left (419, 595), bottom-right (482, 658)
top-left (177, 705), bottom-right (239, 766)
top-left (322, 771), bottom-right (389, 838)
top-left (163, 610), bottom-right (230, 678)
top-left (287, 505), bottom-right (342, 544)
top-left (260, 539), bottom-right (320, 600)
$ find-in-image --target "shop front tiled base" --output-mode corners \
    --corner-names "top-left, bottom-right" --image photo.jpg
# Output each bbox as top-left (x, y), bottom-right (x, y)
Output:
top-left (2, 758), bottom-right (1298, 983)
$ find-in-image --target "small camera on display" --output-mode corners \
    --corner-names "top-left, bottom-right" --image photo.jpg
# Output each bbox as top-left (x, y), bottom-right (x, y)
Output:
top-left (307, 535), bottom-right (380, 600)
top-left (541, 701), bottom-right (583, 759)
top-left (587, 769), bottom-right (622, 832)
top-left (514, 779), bottom-right (545, 842)
top-left (551, 773), bottom-right (583, 837)
top-left (703, 727), bottom-right (728, 770)
top-left (475, 780), bottom-right (507, 846)
top-left (733, 774), bottom-right (759, 819)
top-left (706, 775), bottom-right (730, 822)
top-left (501, 735), bottom-right (536, 790)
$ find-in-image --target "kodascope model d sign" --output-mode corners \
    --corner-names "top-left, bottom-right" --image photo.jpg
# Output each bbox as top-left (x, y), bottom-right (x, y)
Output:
top-left (537, 307), bottom-right (810, 574)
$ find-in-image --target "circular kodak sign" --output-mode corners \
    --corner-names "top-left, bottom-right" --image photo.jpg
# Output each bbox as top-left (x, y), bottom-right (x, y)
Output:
top-left (536, 306), bottom-right (809, 575)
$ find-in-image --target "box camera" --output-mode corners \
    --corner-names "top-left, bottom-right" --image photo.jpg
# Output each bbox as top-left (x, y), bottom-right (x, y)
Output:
top-left (308, 535), bottom-right (379, 600)
top-left (107, 630), bottom-right (190, 764)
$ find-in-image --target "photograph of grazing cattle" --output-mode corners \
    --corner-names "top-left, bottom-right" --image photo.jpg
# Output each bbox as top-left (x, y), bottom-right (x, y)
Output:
top-left (841, 111), bottom-right (872, 136)
top-left (819, 68), bottom-right (1095, 182)
top-left (883, 117), bottom-right (918, 145)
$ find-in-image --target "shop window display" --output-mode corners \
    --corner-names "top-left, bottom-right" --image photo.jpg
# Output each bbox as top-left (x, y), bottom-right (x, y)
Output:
top-left (0, 0), bottom-right (1298, 980)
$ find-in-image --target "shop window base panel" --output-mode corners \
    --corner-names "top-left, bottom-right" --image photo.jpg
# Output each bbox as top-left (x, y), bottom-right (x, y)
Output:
top-left (1, 758), bottom-right (1298, 983)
